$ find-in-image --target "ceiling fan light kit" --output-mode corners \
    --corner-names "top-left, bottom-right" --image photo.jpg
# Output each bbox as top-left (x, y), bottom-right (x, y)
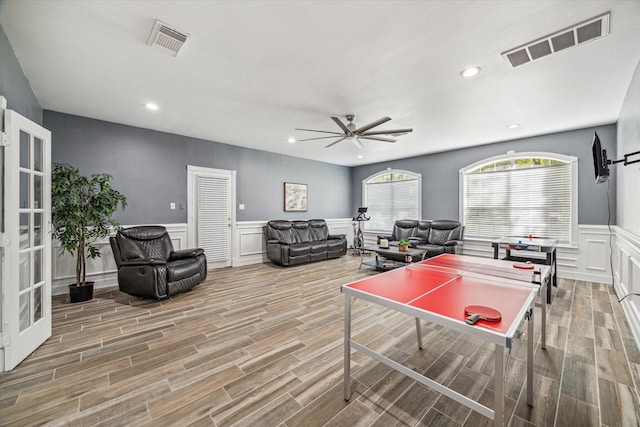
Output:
top-left (296, 115), bottom-right (413, 149)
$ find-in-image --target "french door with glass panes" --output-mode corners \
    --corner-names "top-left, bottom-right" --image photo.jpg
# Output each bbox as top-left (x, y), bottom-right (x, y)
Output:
top-left (1, 103), bottom-right (52, 371)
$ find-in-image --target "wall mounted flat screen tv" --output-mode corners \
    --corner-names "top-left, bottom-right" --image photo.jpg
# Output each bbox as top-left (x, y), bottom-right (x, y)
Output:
top-left (592, 132), bottom-right (610, 184)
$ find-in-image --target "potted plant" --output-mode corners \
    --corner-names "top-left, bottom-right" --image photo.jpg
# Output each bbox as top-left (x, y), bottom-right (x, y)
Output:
top-left (51, 163), bottom-right (127, 303)
top-left (397, 239), bottom-right (410, 252)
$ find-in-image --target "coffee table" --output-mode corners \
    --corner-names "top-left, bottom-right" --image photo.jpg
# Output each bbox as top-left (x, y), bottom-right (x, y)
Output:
top-left (359, 244), bottom-right (427, 270)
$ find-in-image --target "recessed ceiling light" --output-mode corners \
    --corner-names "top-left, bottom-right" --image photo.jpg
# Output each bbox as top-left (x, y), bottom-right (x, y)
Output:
top-left (460, 66), bottom-right (481, 78)
top-left (145, 102), bottom-right (159, 110)
top-left (357, 155), bottom-right (364, 159)
top-left (288, 137), bottom-right (295, 143)
top-left (507, 123), bottom-right (521, 129)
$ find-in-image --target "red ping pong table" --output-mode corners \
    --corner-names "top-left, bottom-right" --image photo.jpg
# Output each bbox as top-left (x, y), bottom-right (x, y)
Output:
top-left (341, 253), bottom-right (550, 426)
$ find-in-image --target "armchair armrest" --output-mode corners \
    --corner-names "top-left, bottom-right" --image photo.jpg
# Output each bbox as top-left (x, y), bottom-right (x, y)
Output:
top-left (377, 234), bottom-right (393, 240)
top-left (120, 258), bottom-right (167, 266)
top-left (170, 248), bottom-right (204, 260)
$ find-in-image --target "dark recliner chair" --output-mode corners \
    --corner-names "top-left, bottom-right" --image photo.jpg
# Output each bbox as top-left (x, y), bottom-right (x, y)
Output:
top-left (110, 226), bottom-right (207, 299)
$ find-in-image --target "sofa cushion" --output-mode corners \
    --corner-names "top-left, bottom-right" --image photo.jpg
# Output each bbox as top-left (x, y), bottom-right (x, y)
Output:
top-left (267, 220), bottom-right (294, 243)
top-left (308, 219), bottom-right (329, 241)
top-left (310, 241), bottom-right (327, 254)
top-left (393, 220), bottom-right (418, 241)
top-left (292, 221), bottom-right (311, 242)
top-left (289, 242), bottom-right (311, 257)
top-left (415, 220), bottom-right (431, 240)
top-left (416, 244), bottom-right (446, 258)
top-left (428, 228), bottom-right (451, 245)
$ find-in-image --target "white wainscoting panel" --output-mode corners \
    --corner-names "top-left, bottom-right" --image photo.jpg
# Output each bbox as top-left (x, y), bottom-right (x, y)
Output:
top-left (613, 226), bottom-right (640, 349)
top-left (52, 224), bottom-right (188, 296)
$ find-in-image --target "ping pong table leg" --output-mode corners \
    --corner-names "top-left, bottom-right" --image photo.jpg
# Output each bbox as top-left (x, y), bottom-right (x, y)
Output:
top-left (527, 304), bottom-right (534, 406)
top-left (344, 294), bottom-right (352, 401)
top-left (541, 278), bottom-right (547, 350)
top-left (415, 318), bottom-right (423, 349)
top-left (494, 344), bottom-right (505, 426)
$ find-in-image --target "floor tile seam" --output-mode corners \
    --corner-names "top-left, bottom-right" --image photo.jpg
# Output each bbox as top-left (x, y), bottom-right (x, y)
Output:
top-left (548, 279), bottom-right (576, 425)
top-left (588, 281), bottom-right (604, 427)
top-left (606, 285), bottom-right (640, 404)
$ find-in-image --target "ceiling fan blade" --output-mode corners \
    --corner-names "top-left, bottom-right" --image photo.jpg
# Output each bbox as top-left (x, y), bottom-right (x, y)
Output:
top-left (331, 117), bottom-right (352, 135)
top-left (295, 128), bottom-right (344, 135)
top-left (359, 136), bottom-right (397, 143)
top-left (354, 117), bottom-right (391, 134)
top-left (360, 128), bottom-right (413, 136)
top-left (325, 137), bottom-right (346, 148)
top-left (298, 135), bottom-right (347, 141)
top-left (351, 137), bottom-right (364, 149)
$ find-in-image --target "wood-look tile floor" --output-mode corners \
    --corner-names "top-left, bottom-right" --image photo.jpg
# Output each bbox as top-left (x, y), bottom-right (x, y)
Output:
top-left (1, 255), bottom-right (639, 426)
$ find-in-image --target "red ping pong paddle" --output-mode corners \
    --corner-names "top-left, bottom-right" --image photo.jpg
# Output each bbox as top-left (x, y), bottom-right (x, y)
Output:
top-left (513, 261), bottom-right (534, 270)
top-left (464, 305), bottom-right (502, 325)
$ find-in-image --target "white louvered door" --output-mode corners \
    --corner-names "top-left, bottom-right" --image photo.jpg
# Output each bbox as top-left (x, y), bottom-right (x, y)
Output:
top-left (187, 166), bottom-right (236, 269)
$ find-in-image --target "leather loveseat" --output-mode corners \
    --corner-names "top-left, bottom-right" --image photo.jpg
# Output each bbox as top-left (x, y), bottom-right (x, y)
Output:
top-left (378, 219), bottom-right (464, 259)
top-left (110, 225), bottom-right (207, 299)
top-left (265, 219), bottom-right (347, 266)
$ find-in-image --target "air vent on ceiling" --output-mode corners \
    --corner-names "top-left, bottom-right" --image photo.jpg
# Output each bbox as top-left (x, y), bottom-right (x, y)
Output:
top-left (147, 20), bottom-right (189, 57)
top-left (501, 12), bottom-right (610, 68)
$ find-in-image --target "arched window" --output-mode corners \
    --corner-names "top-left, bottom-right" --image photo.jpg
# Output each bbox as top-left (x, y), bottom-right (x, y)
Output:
top-left (460, 152), bottom-right (577, 245)
top-left (363, 169), bottom-right (421, 231)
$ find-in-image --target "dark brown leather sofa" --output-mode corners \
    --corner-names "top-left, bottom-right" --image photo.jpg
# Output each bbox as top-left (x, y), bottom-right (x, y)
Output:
top-left (265, 219), bottom-right (347, 266)
top-left (378, 219), bottom-right (464, 259)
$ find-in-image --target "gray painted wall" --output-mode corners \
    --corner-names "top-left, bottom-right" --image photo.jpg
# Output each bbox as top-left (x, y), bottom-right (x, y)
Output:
top-left (0, 23), bottom-right (42, 124)
top-left (44, 111), bottom-right (352, 224)
top-left (351, 125), bottom-right (617, 226)
top-left (617, 59), bottom-right (640, 235)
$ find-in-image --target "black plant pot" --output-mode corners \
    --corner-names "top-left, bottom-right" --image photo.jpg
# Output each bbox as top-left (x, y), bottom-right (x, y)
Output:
top-left (69, 282), bottom-right (94, 303)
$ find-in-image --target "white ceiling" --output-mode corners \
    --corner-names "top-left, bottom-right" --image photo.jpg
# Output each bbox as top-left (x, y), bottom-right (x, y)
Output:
top-left (2, 1), bottom-right (639, 167)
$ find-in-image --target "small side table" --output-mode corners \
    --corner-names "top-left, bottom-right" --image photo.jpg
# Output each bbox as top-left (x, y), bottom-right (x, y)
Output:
top-left (492, 237), bottom-right (557, 303)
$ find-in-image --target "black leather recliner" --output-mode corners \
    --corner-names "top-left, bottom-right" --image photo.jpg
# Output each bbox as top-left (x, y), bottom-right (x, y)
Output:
top-left (110, 226), bottom-right (207, 299)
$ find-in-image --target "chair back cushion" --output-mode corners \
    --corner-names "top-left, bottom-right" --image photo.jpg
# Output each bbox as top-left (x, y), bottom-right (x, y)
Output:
top-left (308, 219), bottom-right (329, 241)
top-left (392, 220), bottom-right (418, 240)
top-left (266, 220), bottom-right (294, 243)
top-left (415, 220), bottom-right (432, 240)
top-left (292, 221), bottom-right (311, 242)
top-left (116, 225), bottom-right (173, 260)
top-left (428, 220), bottom-right (463, 244)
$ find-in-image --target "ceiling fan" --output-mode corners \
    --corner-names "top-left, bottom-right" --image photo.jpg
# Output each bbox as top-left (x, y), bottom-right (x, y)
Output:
top-left (295, 115), bottom-right (413, 148)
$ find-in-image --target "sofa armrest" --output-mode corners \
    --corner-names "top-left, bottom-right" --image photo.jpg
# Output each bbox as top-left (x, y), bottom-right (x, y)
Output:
top-left (377, 234), bottom-right (393, 240)
top-left (328, 234), bottom-right (345, 240)
top-left (120, 258), bottom-right (167, 266)
top-left (268, 239), bottom-right (292, 245)
top-left (408, 237), bottom-right (427, 247)
top-left (443, 240), bottom-right (463, 247)
top-left (170, 248), bottom-right (204, 260)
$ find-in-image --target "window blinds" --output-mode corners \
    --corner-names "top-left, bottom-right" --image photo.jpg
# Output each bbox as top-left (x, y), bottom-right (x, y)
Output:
top-left (463, 163), bottom-right (572, 243)
top-left (366, 178), bottom-right (420, 231)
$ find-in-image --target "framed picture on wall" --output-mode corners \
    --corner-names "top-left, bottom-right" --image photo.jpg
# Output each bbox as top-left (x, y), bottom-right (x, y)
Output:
top-left (284, 182), bottom-right (307, 212)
